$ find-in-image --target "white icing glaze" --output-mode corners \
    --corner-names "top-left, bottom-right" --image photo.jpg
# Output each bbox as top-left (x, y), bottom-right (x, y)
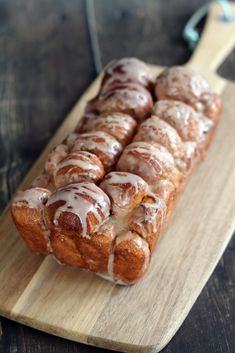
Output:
top-left (100, 172), bottom-right (148, 215)
top-left (117, 141), bottom-right (176, 183)
top-left (184, 141), bottom-right (199, 161)
top-left (197, 92), bottom-right (221, 118)
top-left (147, 195), bottom-right (166, 232)
top-left (45, 144), bottom-right (68, 174)
top-left (104, 57), bottom-right (154, 90)
top-left (135, 115), bottom-right (185, 159)
top-left (156, 101), bottom-right (197, 140)
top-left (72, 131), bottom-right (119, 154)
top-left (152, 179), bottom-right (175, 203)
top-left (157, 66), bottom-right (210, 103)
top-left (94, 217), bottom-right (122, 237)
top-left (54, 152), bottom-right (104, 184)
top-left (65, 132), bottom-right (79, 148)
top-left (56, 155), bottom-right (97, 172)
top-left (46, 182), bottom-right (110, 238)
top-left (113, 217), bottom-right (127, 234)
top-left (153, 100), bottom-right (213, 144)
top-left (80, 113), bottom-right (136, 144)
top-left (13, 188), bottom-right (50, 209)
top-left (101, 113), bottom-right (135, 130)
top-left (198, 115), bottom-right (214, 142)
top-left (103, 171), bottom-right (147, 189)
top-left (13, 188), bottom-right (52, 252)
top-left (115, 231), bottom-right (150, 273)
top-left (71, 131), bottom-right (122, 169)
top-left (145, 194), bottom-right (166, 234)
top-left (100, 86), bottom-right (151, 112)
top-left (125, 141), bottom-right (174, 164)
top-left (75, 112), bottom-right (97, 133)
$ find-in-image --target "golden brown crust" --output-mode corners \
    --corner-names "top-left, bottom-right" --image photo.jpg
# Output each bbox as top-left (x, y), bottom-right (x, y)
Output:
top-left (152, 99), bottom-right (214, 166)
top-left (11, 188), bottom-right (52, 254)
top-left (112, 231), bottom-right (150, 283)
top-left (44, 182), bottom-right (111, 237)
top-left (71, 131), bottom-right (123, 171)
top-left (53, 151), bottom-right (105, 187)
top-left (99, 171), bottom-right (148, 217)
top-left (152, 100), bottom-right (214, 145)
top-left (12, 207), bottom-right (49, 254)
top-left (76, 220), bottom-right (115, 273)
top-left (45, 144), bottom-right (68, 175)
top-left (128, 193), bottom-right (166, 251)
top-left (116, 141), bottom-right (184, 188)
top-left (50, 230), bottom-right (85, 267)
top-left (101, 57), bottom-right (155, 93)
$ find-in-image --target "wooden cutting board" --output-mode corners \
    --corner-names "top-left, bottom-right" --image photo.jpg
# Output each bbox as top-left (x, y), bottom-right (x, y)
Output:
top-left (0, 4), bottom-right (235, 353)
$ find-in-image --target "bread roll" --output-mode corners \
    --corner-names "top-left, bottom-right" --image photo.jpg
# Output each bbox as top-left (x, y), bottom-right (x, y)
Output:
top-left (11, 60), bottom-right (222, 285)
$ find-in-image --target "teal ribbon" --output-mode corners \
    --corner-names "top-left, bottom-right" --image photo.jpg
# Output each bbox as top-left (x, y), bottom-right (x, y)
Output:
top-left (183, 0), bottom-right (235, 51)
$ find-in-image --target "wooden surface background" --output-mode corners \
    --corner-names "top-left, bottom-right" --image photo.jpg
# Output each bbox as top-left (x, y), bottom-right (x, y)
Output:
top-left (0, 0), bottom-right (234, 352)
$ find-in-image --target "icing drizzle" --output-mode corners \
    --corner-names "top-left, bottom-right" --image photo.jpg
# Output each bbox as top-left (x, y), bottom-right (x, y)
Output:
top-left (46, 182), bottom-right (110, 238)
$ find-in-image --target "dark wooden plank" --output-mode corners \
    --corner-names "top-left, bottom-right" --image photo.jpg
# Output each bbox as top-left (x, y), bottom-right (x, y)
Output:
top-left (0, 0), bottom-right (234, 352)
top-left (94, 0), bottom-right (206, 66)
top-left (0, 318), bottom-right (110, 353)
top-left (0, 0), bottom-right (95, 209)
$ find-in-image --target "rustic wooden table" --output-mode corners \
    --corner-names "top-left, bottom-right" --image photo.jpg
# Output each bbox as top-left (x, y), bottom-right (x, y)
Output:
top-left (0, 1), bottom-right (234, 352)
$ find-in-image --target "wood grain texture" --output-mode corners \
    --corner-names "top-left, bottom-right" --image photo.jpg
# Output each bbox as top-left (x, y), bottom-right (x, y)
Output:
top-left (0, 1), bottom-right (235, 353)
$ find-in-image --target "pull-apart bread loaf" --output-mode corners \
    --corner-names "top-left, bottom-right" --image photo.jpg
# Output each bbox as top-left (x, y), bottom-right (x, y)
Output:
top-left (11, 58), bottom-right (222, 285)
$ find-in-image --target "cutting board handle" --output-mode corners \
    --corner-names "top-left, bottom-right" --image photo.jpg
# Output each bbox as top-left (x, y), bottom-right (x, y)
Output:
top-left (187, 2), bottom-right (235, 91)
